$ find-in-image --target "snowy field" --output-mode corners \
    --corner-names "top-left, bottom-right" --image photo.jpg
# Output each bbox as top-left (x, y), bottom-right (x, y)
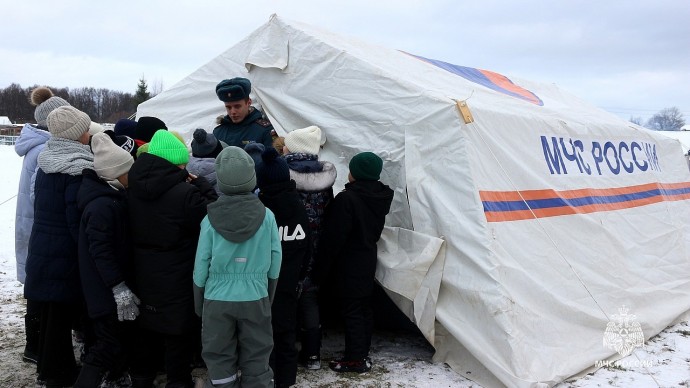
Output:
top-left (0, 144), bottom-right (688, 387)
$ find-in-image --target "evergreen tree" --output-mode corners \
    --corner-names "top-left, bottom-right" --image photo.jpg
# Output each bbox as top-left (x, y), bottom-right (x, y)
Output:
top-left (133, 77), bottom-right (151, 107)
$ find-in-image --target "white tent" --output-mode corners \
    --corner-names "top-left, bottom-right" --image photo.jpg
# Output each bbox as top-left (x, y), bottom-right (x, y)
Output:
top-left (653, 129), bottom-right (690, 154)
top-left (138, 15), bottom-right (690, 387)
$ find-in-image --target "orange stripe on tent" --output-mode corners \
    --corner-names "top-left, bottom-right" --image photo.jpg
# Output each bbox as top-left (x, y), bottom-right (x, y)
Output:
top-left (479, 182), bottom-right (690, 202)
top-left (482, 189), bottom-right (690, 222)
top-left (479, 70), bottom-right (541, 105)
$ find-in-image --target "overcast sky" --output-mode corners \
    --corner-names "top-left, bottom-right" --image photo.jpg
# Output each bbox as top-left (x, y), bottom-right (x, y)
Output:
top-left (1, 0), bottom-right (688, 122)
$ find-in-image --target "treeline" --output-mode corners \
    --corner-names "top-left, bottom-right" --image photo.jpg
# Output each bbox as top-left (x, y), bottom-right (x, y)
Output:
top-left (642, 107), bottom-right (686, 131)
top-left (0, 83), bottom-right (138, 124)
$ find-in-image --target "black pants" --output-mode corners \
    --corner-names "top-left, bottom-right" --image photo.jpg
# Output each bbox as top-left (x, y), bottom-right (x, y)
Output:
top-left (82, 313), bottom-right (135, 379)
top-left (37, 301), bottom-right (80, 386)
top-left (270, 290), bottom-right (298, 386)
top-left (129, 327), bottom-right (193, 386)
top-left (25, 299), bottom-right (41, 357)
top-left (340, 296), bottom-right (373, 360)
top-left (297, 288), bottom-right (320, 357)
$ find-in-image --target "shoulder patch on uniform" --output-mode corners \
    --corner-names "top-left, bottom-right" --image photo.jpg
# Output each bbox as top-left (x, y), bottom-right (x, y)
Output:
top-left (255, 118), bottom-right (272, 127)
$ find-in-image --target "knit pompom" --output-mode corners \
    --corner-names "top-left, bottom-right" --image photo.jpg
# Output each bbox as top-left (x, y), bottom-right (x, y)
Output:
top-left (30, 86), bottom-right (54, 106)
top-left (193, 128), bottom-right (207, 143)
top-left (261, 147), bottom-right (281, 163)
top-left (256, 147), bottom-right (290, 189)
top-left (191, 128), bottom-right (222, 158)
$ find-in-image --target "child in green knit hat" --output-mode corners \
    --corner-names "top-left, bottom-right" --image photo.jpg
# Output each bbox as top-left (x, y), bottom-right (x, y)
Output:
top-left (145, 130), bottom-right (190, 165)
top-left (125, 128), bottom-right (218, 387)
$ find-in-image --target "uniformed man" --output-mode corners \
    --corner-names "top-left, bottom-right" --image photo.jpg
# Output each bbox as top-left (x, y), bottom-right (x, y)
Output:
top-left (213, 78), bottom-right (274, 149)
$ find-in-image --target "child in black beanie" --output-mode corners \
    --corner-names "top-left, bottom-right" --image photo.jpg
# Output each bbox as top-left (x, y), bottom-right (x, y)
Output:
top-left (187, 128), bottom-right (226, 196)
top-left (256, 148), bottom-right (311, 388)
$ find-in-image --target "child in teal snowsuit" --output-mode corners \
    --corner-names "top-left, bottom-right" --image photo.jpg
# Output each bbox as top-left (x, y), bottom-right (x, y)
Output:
top-left (193, 146), bottom-right (282, 388)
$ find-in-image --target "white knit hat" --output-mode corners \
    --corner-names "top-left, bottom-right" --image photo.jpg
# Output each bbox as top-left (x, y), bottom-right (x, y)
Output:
top-left (284, 125), bottom-right (322, 156)
top-left (46, 106), bottom-right (91, 141)
top-left (91, 132), bottom-right (134, 180)
top-left (89, 122), bottom-right (105, 136)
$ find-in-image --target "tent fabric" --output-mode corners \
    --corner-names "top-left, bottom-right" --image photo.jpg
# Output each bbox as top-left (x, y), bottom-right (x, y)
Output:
top-left (376, 226), bottom-right (446, 345)
top-left (655, 130), bottom-right (690, 153)
top-left (137, 14), bottom-right (690, 387)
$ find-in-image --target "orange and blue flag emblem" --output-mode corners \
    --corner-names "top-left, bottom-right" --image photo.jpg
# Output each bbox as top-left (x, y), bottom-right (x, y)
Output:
top-left (408, 53), bottom-right (543, 106)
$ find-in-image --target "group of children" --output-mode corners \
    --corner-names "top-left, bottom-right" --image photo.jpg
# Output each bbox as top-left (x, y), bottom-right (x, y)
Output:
top-left (15, 83), bottom-right (394, 388)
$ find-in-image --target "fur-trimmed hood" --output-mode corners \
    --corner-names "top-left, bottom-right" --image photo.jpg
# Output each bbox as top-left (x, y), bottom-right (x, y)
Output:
top-left (289, 161), bottom-right (337, 192)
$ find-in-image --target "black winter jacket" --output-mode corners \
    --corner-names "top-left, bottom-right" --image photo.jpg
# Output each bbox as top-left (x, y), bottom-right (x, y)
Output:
top-left (313, 180), bottom-right (394, 297)
top-left (77, 169), bottom-right (131, 318)
top-left (127, 153), bottom-right (218, 335)
top-left (258, 180), bottom-right (311, 295)
top-left (24, 169), bottom-right (84, 303)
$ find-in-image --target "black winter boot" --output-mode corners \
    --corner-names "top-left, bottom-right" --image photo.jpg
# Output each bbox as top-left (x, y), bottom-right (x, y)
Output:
top-left (73, 363), bottom-right (105, 388)
top-left (131, 375), bottom-right (155, 388)
top-left (165, 379), bottom-right (195, 388)
top-left (298, 327), bottom-right (321, 370)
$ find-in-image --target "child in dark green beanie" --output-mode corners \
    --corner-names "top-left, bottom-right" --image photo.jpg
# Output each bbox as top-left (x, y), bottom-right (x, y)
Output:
top-left (193, 146), bottom-right (282, 388)
top-left (313, 151), bottom-right (394, 373)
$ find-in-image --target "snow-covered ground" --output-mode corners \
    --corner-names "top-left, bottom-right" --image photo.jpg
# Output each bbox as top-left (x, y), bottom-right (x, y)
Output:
top-left (0, 144), bottom-right (688, 387)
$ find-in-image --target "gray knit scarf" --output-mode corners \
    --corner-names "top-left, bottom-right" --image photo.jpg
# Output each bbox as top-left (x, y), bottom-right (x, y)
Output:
top-left (37, 137), bottom-right (94, 176)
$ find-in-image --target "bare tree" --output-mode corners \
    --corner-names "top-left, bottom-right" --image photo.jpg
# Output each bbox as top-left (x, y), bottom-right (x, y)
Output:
top-left (150, 78), bottom-right (164, 97)
top-left (0, 84), bottom-right (137, 124)
top-left (646, 107), bottom-right (686, 131)
top-left (629, 116), bottom-right (643, 126)
top-left (0, 84), bottom-right (32, 123)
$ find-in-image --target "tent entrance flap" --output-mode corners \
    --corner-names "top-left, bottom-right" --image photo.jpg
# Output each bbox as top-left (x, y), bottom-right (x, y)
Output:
top-left (376, 226), bottom-right (446, 345)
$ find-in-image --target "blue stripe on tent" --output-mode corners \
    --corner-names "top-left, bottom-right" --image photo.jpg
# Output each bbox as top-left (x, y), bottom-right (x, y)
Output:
top-left (482, 187), bottom-right (690, 213)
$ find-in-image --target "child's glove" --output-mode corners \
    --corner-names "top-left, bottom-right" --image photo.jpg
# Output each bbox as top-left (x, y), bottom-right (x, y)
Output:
top-left (112, 282), bottom-right (140, 321)
top-left (297, 276), bottom-right (318, 299)
top-left (303, 276), bottom-right (318, 292)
